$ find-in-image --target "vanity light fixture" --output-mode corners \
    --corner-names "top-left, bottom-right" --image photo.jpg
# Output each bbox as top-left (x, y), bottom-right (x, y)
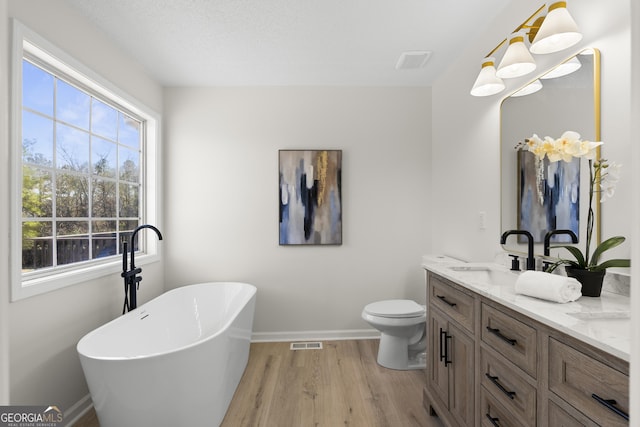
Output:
top-left (510, 79), bottom-right (543, 97)
top-left (530, 1), bottom-right (582, 54)
top-left (470, 57), bottom-right (506, 97)
top-left (539, 55), bottom-right (581, 79)
top-left (470, 5), bottom-right (544, 97)
top-left (471, 2), bottom-right (582, 97)
top-left (496, 31), bottom-right (537, 78)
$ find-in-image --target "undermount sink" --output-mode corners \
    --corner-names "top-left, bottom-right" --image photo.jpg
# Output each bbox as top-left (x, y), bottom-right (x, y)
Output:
top-left (445, 264), bottom-right (519, 287)
top-left (568, 312), bottom-right (630, 321)
top-left (566, 311), bottom-right (631, 340)
top-left (447, 266), bottom-right (493, 272)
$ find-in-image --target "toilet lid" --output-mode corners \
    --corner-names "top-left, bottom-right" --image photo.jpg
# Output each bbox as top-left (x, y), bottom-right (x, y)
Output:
top-left (364, 300), bottom-right (425, 318)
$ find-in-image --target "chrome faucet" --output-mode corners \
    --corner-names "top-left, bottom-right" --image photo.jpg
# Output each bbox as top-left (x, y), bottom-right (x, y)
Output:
top-left (500, 230), bottom-right (535, 271)
top-left (121, 224), bottom-right (163, 313)
top-left (542, 229), bottom-right (578, 271)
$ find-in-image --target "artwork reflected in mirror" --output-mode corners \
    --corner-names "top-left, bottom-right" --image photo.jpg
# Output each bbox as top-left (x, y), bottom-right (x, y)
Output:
top-left (518, 150), bottom-right (579, 243)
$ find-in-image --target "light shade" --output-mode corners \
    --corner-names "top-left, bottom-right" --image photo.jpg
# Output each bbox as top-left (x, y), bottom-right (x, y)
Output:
top-left (540, 56), bottom-right (581, 79)
top-left (530, 1), bottom-right (583, 54)
top-left (496, 31), bottom-right (537, 78)
top-left (470, 57), bottom-right (505, 97)
top-left (511, 79), bottom-right (543, 97)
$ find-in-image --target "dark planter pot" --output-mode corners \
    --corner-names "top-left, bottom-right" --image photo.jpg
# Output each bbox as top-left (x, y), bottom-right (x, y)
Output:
top-left (565, 266), bottom-right (606, 297)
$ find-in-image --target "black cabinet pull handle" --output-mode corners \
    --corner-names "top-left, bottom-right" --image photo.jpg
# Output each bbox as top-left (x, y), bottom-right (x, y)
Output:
top-left (485, 413), bottom-right (501, 427)
top-left (444, 333), bottom-right (452, 366)
top-left (592, 393), bottom-right (629, 421)
top-left (436, 295), bottom-right (457, 307)
top-left (485, 373), bottom-right (516, 400)
top-left (439, 328), bottom-right (446, 362)
top-left (486, 326), bottom-right (517, 346)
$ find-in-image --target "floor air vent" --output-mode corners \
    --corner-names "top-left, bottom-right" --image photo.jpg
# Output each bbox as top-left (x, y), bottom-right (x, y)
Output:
top-left (290, 342), bottom-right (323, 350)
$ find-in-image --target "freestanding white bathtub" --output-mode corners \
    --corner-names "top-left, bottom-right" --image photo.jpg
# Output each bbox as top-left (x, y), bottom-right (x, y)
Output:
top-left (77, 282), bottom-right (256, 427)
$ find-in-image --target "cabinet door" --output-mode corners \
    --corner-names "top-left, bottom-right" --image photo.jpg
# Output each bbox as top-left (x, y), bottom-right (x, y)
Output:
top-left (449, 322), bottom-right (475, 427)
top-left (428, 308), bottom-right (449, 409)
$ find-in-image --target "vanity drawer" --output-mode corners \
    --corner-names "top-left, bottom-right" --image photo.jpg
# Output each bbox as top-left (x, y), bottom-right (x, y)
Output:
top-left (548, 400), bottom-right (598, 427)
top-left (480, 386), bottom-right (526, 427)
top-left (428, 274), bottom-right (474, 333)
top-left (549, 338), bottom-right (629, 426)
top-left (480, 348), bottom-right (536, 426)
top-left (481, 303), bottom-right (537, 378)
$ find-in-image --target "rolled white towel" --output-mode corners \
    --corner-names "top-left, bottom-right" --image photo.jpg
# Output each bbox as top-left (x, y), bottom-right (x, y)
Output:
top-left (515, 271), bottom-right (582, 303)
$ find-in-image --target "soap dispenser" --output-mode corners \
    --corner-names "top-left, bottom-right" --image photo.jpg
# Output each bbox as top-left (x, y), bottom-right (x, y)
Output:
top-left (508, 254), bottom-right (521, 271)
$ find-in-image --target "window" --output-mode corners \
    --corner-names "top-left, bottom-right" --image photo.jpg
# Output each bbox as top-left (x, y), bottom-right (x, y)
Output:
top-left (22, 59), bottom-right (143, 270)
top-left (11, 21), bottom-right (161, 300)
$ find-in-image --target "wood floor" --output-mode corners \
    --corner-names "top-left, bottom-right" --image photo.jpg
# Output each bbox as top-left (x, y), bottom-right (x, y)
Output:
top-left (73, 339), bottom-right (442, 427)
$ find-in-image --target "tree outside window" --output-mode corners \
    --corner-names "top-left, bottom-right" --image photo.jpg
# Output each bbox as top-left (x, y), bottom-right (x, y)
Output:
top-left (21, 59), bottom-right (142, 272)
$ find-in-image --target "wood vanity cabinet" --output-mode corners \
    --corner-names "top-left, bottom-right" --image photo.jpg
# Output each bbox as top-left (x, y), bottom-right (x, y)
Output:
top-left (423, 271), bottom-right (630, 427)
top-left (425, 274), bottom-right (475, 427)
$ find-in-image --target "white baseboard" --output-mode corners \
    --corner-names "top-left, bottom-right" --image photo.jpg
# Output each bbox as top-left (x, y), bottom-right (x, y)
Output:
top-left (251, 329), bottom-right (380, 343)
top-left (62, 394), bottom-right (93, 427)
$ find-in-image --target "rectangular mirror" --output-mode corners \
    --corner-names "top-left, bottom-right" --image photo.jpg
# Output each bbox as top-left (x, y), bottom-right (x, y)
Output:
top-left (500, 48), bottom-right (601, 257)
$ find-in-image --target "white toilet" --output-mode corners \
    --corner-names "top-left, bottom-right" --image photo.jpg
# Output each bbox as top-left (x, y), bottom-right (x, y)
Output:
top-left (361, 299), bottom-right (427, 370)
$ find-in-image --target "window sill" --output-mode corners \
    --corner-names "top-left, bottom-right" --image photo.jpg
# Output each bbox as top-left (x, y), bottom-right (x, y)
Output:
top-left (13, 253), bottom-right (161, 301)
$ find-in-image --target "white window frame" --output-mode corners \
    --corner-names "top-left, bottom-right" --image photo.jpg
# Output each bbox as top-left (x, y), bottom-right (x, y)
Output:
top-left (10, 20), bottom-right (162, 301)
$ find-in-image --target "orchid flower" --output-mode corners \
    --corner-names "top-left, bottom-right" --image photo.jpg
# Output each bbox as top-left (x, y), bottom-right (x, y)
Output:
top-left (521, 131), bottom-right (602, 161)
top-left (516, 132), bottom-right (629, 273)
top-left (599, 161), bottom-right (622, 202)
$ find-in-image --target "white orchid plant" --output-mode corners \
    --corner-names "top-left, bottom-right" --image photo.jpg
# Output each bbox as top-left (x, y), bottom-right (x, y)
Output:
top-left (516, 131), bottom-right (629, 272)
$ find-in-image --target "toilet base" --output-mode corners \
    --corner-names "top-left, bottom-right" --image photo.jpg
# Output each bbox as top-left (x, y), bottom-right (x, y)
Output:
top-left (376, 334), bottom-right (426, 371)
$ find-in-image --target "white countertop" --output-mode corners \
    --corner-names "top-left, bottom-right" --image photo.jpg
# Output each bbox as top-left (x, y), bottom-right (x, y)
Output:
top-left (422, 257), bottom-right (631, 362)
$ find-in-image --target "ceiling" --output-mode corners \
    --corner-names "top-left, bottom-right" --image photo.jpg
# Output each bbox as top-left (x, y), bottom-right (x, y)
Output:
top-left (64, 0), bottom-right (511, 87)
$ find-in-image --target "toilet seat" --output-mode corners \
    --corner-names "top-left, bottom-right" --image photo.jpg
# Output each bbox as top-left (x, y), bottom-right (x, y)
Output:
top-left (363, 299), bottom-right (425, 318)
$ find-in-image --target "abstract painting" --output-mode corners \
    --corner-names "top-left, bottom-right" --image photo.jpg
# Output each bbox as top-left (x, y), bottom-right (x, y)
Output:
top-left (279, 150), bottom-right (342, 245)
top-left (518, 150), bottom-right (580, 243)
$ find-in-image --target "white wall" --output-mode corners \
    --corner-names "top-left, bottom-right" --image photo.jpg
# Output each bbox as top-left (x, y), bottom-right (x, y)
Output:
top-left (4, 0), bottom-right (164, 418)
top-left (431, 0), bottom-right (632, 264)
top-left (164, 87), bottom-right (432, 337)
